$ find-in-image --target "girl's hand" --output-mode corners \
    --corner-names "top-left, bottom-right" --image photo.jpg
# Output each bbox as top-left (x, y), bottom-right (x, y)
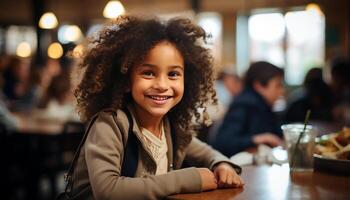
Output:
top-left (197, 168), bottom-right (218, 191)
top-left (213, 162), bottom-right (244, 188)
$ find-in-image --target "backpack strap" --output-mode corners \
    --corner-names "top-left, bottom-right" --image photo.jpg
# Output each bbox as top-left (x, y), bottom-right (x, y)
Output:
top-left (64, 107), bottom-right (138, 194)
top-left (64, 114), bottom-right (98, 193)
top-left (170, 124), bottom-right (177, 168)
top-left (120, 107), bottom-right (139, 177)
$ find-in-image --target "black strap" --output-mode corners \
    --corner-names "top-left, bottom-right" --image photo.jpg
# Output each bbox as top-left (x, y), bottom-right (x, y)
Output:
top-left (170, 125), bottom-right (177, 168)
top-left (120, 108), bottom-right (139, 177)
top-left (64, 115), bottom-right (98, 193)
top-left (64, 108), bottom-right (138, 194)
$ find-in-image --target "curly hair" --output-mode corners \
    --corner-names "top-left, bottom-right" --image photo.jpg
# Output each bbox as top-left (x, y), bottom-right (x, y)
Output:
top-left (75, 15), bottom-right (217, 149)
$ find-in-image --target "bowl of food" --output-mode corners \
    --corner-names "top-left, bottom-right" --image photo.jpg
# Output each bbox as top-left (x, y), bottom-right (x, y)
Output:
top-left (314, 127), bottom-right (350, 175)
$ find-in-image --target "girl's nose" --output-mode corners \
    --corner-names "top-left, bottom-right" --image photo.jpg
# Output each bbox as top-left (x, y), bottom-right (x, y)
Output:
top-left (153, 76), bottom-right (169, 91)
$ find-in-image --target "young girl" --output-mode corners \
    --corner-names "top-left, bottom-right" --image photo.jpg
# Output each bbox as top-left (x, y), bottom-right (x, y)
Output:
top-left (70, 15), bottom-right (243, 200)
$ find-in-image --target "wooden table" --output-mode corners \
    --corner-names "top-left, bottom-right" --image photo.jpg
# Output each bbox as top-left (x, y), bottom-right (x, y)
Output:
top-left (12, 112), bottom-right (66, 135)
top-left (168, 164), bottom-right (350, 200)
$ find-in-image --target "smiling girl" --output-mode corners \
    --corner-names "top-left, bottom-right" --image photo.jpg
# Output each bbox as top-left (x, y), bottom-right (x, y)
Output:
top-left (66, 16), bottom-right (243, 200)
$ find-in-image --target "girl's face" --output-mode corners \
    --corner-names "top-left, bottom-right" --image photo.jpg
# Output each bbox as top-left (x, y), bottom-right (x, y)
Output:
top-left (130, 41), bottom-right (185, 121)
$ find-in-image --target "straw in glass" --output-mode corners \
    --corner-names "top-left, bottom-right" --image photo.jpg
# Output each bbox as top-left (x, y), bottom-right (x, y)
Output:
top-left (290, 109), bottom-right (311, 169)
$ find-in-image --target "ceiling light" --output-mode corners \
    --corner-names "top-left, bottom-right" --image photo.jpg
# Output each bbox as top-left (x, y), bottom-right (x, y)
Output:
top-left (48, 42), bottom-right (63, 59)
top-left (39, 12), bottom-right (58, 29)
top-left (16, 42), bottom-right (32, 57)
top-left (58, 25), bottom-right (83, 44)
top-left (103, 1), bottom-right (125, 19)
top-left (306, 3), bottom-right (324, 16)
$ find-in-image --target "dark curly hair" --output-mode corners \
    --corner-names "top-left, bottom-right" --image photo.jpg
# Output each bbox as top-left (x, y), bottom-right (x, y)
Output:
top-left (75, 15), bottom-right (217, 148)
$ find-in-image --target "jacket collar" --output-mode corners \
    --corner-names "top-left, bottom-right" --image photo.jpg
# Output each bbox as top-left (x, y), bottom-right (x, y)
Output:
top-left (126, 104), bottom-right (175, 170)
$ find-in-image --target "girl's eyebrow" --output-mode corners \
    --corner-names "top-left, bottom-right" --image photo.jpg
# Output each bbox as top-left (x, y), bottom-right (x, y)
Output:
top-left (141, 63), bottom-right (184, 70)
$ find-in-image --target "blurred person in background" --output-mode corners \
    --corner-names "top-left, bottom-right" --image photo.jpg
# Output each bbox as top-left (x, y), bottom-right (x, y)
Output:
top-left (206, 69), bottom-right (242, 123)
top-left (217, 70), bottom-right (243, 106)
top-left (35, 71), bottom-right (79, 122)
top-left (213, 69), bottom-right (242, 119)
top-left (329, 57), bottom-right (350, 125)
top-left (1, 56), bottom-right (42, 112)
top-left (0, 97), bottom-right (19, 132)
top-left (2, 56), bottom-right (30, 101)
top-left (205, 69), bottom-right (242, 143)
top-left (212, 61), bottom-right (284, 157)
top-left (0, 55), bottom-right (19, 132)
top-left (39, 58), bottom-right (62, 94)
top-left (284, 67), bottom-right (334, 123)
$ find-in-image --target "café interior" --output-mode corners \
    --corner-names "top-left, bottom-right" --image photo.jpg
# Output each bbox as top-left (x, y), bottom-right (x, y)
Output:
top-left (0, 0), bottom-right (349, 199)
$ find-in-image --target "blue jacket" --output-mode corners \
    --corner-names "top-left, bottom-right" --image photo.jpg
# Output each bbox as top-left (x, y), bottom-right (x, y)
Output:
top-left (212, 87), bottom-right (282, 157)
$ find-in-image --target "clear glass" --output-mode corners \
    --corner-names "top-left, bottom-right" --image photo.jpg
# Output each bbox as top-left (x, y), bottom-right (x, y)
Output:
top-left (281, 124), bottom-right (317, 172)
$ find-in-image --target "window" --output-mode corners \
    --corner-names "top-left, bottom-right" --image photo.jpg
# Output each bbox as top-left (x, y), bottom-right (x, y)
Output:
top-left (284, 10), bottom-right (325, 85)
top-left (197, 12), bottom-right (223, 68)
top-left (5, 26), bottom-right (37, 56)
top-left (249, 13), bottom-right (285, 68)
top-left (237, 8), bottom-right (325, 85)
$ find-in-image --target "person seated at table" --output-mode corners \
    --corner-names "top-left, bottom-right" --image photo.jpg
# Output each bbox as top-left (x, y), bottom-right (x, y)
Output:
top-left (205, 69), bottom-right (242, 143)
top-left (1, 56), bottom-right (42, 112)
top-left (329, 57), bottom-right (350, 125)
top-left (66, 16), bottom-right (244, 200)
top-left (35, 72), bottom-right (79, 122)
top-left (211, 61), bottom-right (284, 157)
top-left (284, 67), bottom-right (334, 123)
top-left (0, 57), bottom-right (19, 132)
top-left (0, 95), bottom-right (18, 132)
top-left (211, 68), bottom-right (242, 121)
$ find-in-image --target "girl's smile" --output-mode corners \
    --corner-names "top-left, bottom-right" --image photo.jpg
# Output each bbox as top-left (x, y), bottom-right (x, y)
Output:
top-left (146, 95), bottom-right (173, 105)
top-left (130, 41), bottom-right (184, 132)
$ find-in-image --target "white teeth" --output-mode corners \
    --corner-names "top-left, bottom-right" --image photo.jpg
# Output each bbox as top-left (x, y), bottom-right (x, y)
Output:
top-left (149, 96), bottom-right (169, 100)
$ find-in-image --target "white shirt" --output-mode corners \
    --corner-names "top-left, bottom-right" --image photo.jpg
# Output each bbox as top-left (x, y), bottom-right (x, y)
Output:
top-left (140, 123), bottom-right (168, 175)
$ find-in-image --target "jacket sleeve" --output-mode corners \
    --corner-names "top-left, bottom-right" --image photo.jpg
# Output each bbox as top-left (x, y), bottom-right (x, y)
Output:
top-left (212, 104), bottom-right (254, 157)
top-left (84, 113), bottom-right (202, 200)
top-left (185, 137), bottom-right (242, 174)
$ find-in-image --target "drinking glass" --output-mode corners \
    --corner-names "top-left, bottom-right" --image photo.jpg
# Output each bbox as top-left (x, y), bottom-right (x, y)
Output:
top-left (282, 124), bottom-right (317, 172)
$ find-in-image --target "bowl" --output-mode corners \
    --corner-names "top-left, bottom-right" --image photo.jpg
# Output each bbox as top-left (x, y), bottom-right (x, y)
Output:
top-left (313, 154), bottom-right (350, 176)
top-left (313, 133), bottom-right (350, 175)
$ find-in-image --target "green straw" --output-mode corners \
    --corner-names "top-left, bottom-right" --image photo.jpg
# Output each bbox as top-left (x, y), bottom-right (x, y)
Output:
top-left (290, 109), bottom-right (311, 169)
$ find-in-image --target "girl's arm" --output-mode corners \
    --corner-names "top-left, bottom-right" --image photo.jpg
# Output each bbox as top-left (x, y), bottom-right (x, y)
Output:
top-left (184, 137), bottom-right (242, 174)
top-left (84, 113), bottom-right (202, 200)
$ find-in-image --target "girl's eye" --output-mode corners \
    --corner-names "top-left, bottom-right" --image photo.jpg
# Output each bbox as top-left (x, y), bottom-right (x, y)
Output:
top-left (168, 71), bottom-right (181, 78)
top-left (142, 71), bottom-right (155, 77)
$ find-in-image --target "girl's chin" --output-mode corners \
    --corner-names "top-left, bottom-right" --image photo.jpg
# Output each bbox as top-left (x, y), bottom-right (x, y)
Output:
top-left (148, 109), bottom-right (168, 118)
top-left (133, 101), bottom-right (174, 118)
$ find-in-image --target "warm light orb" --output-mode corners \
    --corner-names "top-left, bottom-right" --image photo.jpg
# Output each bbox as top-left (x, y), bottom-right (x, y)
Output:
top-left (58, 25), bottom-right (83, 44)
top-left (72, 44), bottom-right (84, 58)
top-left (103, 1), bottom-right (125, 18)
top-left (48, 42), bottom-right (63, 59)
top-left (16, 42), bottom-right (32, 57)
top-left (39, 12), bottom-right (58, 29)
top-left (306, 3), bottom-right (324, 16)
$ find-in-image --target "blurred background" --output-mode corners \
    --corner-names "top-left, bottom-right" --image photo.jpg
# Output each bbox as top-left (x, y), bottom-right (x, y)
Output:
top-left (0, 0), bottom-right (349, 79)
top-left (0, 0), bottom-right (349, 200)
